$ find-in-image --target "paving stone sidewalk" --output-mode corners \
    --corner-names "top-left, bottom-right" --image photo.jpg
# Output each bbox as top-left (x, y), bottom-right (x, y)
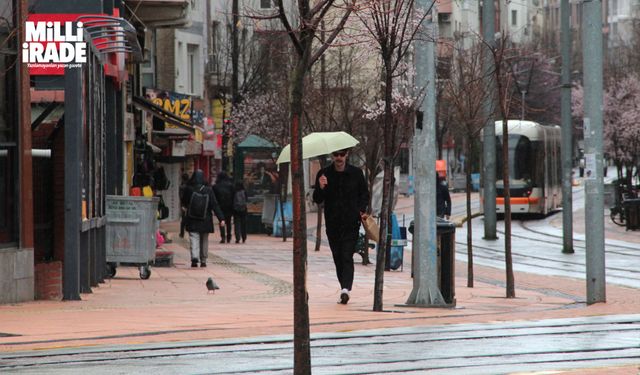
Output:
top-left (0, 194), bottom-right (638, 375)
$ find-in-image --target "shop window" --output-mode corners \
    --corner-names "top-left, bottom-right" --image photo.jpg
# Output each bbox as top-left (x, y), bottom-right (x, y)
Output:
top-left (0, 25), bottom-right (17, 245)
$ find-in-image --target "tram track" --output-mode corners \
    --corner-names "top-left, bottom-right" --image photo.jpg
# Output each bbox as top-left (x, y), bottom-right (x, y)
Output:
top-left (1, 316), bottom-right (639, 374)
top-left (454, 238), bottom-right (640, 284)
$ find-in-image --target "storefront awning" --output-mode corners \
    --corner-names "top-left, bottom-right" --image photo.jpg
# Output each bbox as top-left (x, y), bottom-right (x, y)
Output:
top-left (132, 95), bottom-right (195, 134)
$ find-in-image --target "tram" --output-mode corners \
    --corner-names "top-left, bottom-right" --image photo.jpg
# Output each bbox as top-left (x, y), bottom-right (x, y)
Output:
top-left (483, 120), bottom-right (562, 216)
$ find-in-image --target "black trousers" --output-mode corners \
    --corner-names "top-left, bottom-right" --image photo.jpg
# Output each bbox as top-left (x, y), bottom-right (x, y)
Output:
top-left (179, 210), bottom-right (186, 237)
top-left (234, 212), bottom-right (247, 242)
top-left (327, 235), bottom-right (357, 291)
top-left (219, 211), bottom-right (234, 242)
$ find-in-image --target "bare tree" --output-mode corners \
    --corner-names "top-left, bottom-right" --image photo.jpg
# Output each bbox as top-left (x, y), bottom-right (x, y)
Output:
top-left (353, 0), bottom-right (433, 312)
top-left (271, 0), bottom-right (354, 371)
top-left (441, 41), bottom-right (488, 288)
top-left (487, 34), bottom-right (517, 298)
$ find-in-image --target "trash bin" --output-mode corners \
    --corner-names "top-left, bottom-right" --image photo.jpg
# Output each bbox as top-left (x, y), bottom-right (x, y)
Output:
top-left (105, 195), bottom-right (159, 279)
top-left (623, 198), bottom-right (640, 231)
top-left (406, 217), bottom-right (456, 306)
top-left (437, 218), bottom-right (456, 305)
top-left (385, 213), bottom-right (406, 271)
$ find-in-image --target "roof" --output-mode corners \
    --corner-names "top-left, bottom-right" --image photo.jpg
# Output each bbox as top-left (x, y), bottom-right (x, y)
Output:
top-left (237, 135), bottom-right (278, 149)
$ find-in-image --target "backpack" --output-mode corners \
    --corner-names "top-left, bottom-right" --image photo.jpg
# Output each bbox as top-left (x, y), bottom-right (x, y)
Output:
top-left (188, 186), bottom-right (209, 219)
top-left (233, 190), bottom-right (247, 212)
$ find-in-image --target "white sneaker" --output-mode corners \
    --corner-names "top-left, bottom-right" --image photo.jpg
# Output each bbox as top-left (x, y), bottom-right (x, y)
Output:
top-left (338, 289), bottom-right (350, 304)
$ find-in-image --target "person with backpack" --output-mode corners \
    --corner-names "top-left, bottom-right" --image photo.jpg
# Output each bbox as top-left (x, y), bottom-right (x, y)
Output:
top-left (213, 172), bottom-right (235, 243)
top-left (232, 182), bottom-right (248, 243)
top-left (181, 169), bottom-right (225, 268)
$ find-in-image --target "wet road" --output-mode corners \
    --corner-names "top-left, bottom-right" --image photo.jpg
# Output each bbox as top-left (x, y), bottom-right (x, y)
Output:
top-left (2, 314), bottom-right (639, 374)
top-left (403, 186), bottom-right (640, 289)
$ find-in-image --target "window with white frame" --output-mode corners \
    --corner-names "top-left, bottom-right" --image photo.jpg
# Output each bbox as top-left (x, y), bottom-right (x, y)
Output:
top-left (187, 44), bottom-right (198, 94)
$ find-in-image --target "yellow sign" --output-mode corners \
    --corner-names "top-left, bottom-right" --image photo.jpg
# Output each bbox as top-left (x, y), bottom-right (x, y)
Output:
top-left (212, 99), bottom-right (231, 130)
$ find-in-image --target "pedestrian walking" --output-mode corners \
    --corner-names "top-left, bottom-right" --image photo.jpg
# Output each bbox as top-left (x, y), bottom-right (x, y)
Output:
top-left (233, 182), bottom-right (248, 244)
top-left (181, 169), bottom-right (225, 268)
top-left (213, 171), bottom-right (234, 243)
top-left (436, 174), bottom-right (451, 219)
top-left (312, 148), bottom-right (369, 304)
top-left (178, 172), bottom-right (189, 238)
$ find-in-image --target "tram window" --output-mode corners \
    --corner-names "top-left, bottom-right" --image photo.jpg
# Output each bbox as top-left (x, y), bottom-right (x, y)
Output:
top-left (513, 136), bottom-right (531, 181)
top-left (495, 135), bottom-right (534, 186)
top-left (530, 142), bottom-right (544, 187)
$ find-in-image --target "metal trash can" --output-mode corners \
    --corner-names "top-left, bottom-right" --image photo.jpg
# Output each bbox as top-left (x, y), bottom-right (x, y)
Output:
top-left (623, 198), bottom-right (640, 231)
top-left (105, 195), bottom-right (159, 279)
top-left (407, 218), bottom-right (456, 306)
top-left (437, 218), bottom-right (456, 305)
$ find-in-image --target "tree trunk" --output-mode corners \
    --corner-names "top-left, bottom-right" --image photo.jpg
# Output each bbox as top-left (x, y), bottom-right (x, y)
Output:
top-left (494, 55), bottom-right (515, 299)
top-left (361, 167), bottom-right (371, 265)
top-left (290, 38), bottom-right (312, 375)
top-left (502, 118), bottom-right (514, 298)
top-left (231, 0), bottom-right (239, 105)
top-left (465, 135), bottom-right (474, 288)
top-left (373, 64), bottom-right (395, 312)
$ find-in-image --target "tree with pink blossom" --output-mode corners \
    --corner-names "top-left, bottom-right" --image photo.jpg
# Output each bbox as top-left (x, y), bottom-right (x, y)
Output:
top-left (572, 74), bottom-right (640, 184)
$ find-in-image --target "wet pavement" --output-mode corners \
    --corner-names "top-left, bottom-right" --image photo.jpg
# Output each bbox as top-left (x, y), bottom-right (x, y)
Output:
top-left (2, 314), bottom-right (640, 374)
top-left (0, 182), bottom-right (639, 374)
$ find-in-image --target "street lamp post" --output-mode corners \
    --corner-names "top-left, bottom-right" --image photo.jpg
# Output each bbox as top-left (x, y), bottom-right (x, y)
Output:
top-left (521, 90), bottom-right (526, 120)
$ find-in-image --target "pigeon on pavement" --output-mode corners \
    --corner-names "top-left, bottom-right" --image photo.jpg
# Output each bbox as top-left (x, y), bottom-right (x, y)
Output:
top-left (206, 277), bottom-right (219, 293)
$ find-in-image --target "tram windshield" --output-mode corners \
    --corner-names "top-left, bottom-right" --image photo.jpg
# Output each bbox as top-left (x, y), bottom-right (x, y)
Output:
top-left (495, 135), bottom-right (542, 190)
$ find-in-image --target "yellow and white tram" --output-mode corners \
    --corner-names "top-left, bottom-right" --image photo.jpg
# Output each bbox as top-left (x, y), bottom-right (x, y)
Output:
top-left (483, 120), bottom-right (562, 216)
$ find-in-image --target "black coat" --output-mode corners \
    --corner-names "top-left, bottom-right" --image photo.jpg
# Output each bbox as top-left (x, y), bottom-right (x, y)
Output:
top-left (213, 178), bottom-right (235, 214)
top-left (436, 179), bottom-right (451, 217)
top-left (181, 171), bottom-right (224, 233)
top-left (312, 164), bottom-right (369, 241)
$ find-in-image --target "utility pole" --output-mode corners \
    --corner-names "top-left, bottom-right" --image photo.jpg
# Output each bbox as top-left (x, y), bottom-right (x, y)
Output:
top-left (406, 1), bottom-right (446, 307)
top-left (560, 0), bottom-right (574, 254)
top-left (481, 0), bottom-right (497, 240)
top-left (17, 0), bottom-right (34, 250)
top-left (582, 0), bottom-right (606, 303)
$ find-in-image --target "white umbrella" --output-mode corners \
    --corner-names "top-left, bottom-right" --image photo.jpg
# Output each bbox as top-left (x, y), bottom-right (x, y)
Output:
top-left (276, 131), bottom-right (359, 164)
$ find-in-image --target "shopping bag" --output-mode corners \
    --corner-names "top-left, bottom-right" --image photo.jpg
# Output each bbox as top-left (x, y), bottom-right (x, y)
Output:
top-left (362, 215), bottom-right (379, 243)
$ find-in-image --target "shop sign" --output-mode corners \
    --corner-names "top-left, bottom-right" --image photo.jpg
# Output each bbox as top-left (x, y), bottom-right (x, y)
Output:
top-left (172, 140), bottom-right (186, 157)
top-left (24, 14), bottom-right (91, 75)
top-left (145, 88), bottom-right (204, 131)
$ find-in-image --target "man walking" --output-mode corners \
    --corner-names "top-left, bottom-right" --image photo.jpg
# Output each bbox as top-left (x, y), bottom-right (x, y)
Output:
top-left (181, 169), bottom-right (225, 268)
top-left (213, 172), bottom-right (234, 243)
top-left (313, 148), bottom-right (369, 304)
